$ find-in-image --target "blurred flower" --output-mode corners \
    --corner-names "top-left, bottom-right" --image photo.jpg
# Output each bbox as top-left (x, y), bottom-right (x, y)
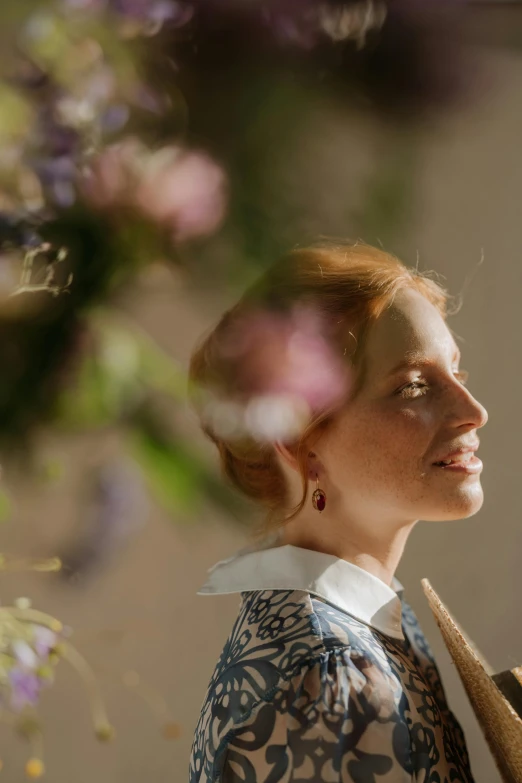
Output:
top-left (201, 305), bottom-right (351, 443)
top-left (202, 398), bottom-right (244, 441)
top-left (13, 640), bottom-right (39, 669)
top-left (244, 393), bottom-right (311, 442)
top-left (263, 0), bottom-right (387, 49)
top-left (111, 0), bottom-right (190, 23)
top-left (100, 103), bottom-right (130, 133)
top-left (224, 306), bottom-right (349, 412)
top-left (134, 147), bottom-right (227, 241)
top-left (318, 1), bottom-right (387, 46)
top-left (9, 669), bottom-right (41, 711)
top-left (0, 616), bottom-right (62, 713)
top-left (262, 7), bottom-right (317, 50)
top-left (0, 213), bottom-right (43, 249)
top-left (25, 759), bottom-right (45, 779)
top-left (24, 104), bottom-right (82, 207)
top-left (59, 458), bottom-right (148, 581)
top-left (59, 0), bottom-right (194, 36)
top-left (0, 546), bottom-right (174, 777)
top-left (110, 0), bottom-right (194, 36)
top-left (0, 0), bottom-right (185, 216)
top-left (33, 627), bottom-right (58, 659)
top-left (0, 593), bottom-right (116, 774)
top-left (61, 0), bottom-right (191, 25)
top-left (34, 155), bottom-right (77, 208)
top-left (80, 140), bottom-right (228, 241)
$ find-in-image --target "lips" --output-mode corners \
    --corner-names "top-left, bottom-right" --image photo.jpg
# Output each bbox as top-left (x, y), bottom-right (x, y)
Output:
top-left (432, 443), bottom-right (479, 466)
top-left (433, 453), bottom-right (475, 467)
top-left (431, 444), bottom-right (482, 473)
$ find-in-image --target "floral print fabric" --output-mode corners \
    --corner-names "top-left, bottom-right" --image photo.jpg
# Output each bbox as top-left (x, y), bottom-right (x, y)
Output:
top-left (189, 589), bottom-right (474, 782)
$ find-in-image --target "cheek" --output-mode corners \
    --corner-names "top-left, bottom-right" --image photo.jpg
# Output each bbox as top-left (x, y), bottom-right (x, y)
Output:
top-left (340, 405), bottom-right (437, 463)
top-left (386, 405), bottom-right (438, 445)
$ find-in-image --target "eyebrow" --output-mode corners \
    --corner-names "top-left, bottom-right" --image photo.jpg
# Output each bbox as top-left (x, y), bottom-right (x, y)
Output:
top-left (387, 349), bottom-right (462, 378)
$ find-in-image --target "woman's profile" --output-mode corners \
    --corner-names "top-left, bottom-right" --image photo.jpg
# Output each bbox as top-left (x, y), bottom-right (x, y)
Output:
top-left (188, 241), bottom-right (486, 782)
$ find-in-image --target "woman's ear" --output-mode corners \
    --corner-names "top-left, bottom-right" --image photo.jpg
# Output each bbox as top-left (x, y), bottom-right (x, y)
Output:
top-left (273, 441), bottom-right (300, 472)
top-left (274, 443), bottom-right (322, 481)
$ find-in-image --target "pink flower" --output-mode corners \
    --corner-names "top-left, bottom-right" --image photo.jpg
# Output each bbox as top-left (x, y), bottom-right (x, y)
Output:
top-left (134, 147), bottom-right (227, 241)
top-left (207, 305), bottom-right (351, 442)
top-left (225, 306), bottom-right (350, 414)
top-left (80, 141), bottom-right (228, 242)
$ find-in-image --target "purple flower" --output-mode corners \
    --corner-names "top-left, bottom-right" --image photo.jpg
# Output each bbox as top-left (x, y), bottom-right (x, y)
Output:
top-left (109, 0), bottom-right (193, 31)
top-left (33, 626), bottom-right (58, 659)
top-left (9, 668), bottom-right (41, 711)
top-left (59, 459), bottom-right (148, 580)
top-left (34, 154), bottom-right (78, 207)
top-left (100, 104), bottom-right (130, 133)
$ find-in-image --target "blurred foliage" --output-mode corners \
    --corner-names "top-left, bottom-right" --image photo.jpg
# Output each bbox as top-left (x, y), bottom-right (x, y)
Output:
top-left (55, 308), bottom-right (246, 520)
top-left (127, 411), bottom-right (246, 519)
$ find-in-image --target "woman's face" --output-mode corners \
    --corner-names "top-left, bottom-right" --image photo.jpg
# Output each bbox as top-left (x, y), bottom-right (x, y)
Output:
top-left (316, 287), bottom-right (488, 524)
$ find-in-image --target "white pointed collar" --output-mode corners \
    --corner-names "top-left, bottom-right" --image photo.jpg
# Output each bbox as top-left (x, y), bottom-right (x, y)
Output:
top-left (197, 535), bottom-right (405, 641)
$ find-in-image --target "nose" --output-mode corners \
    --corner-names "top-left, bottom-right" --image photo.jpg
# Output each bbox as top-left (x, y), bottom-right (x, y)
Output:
top-left (450, 381), bottom-right (488, 431)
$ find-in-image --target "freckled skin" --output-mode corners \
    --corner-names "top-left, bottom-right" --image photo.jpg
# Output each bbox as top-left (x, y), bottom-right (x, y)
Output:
top-left (277, 288), bottom-right (488, 583)
top-left (319, 288), bottom-right (488, 524)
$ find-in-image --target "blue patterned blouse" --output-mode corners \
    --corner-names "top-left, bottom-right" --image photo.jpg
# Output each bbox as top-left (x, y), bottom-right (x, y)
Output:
top-left (189, 540), bottom-right (474, 782)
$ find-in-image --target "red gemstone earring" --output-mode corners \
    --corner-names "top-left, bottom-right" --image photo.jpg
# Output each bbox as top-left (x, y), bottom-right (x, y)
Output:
top-left (312, 475), bottom-right (326, 512)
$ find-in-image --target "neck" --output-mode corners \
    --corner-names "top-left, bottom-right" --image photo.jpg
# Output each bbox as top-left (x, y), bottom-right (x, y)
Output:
top-left (276, 506), bottom-right (418, 588)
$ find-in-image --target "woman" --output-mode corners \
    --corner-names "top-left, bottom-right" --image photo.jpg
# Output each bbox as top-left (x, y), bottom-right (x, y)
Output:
top-left (188, 242), bottom-right (486, 782)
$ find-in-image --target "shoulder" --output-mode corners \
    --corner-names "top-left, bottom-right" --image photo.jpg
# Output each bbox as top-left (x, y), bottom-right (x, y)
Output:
top-left (237, 588), bottom-right (376, 657)
top-left (224, 588), bottom-right (395, 683)
top-left (209, 588), bottom-right (385, 712)
top-left (231, 590), bottom-right (405, 722)
top-left (208, 588), bottom-right (405, 721)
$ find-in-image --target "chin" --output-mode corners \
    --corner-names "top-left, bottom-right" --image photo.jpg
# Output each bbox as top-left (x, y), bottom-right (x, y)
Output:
top-left (424, 482), bottom-right (485, 521)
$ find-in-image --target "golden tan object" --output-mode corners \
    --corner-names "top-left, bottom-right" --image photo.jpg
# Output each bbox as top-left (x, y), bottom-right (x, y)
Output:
top-left (422, 578), bottom-right (522, 783)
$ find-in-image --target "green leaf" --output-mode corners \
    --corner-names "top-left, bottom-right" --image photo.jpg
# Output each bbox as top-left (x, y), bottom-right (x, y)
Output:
top-left (127, 414), bottom-right (247, 521)
top-left (127, 427), bottom-right (200, 516)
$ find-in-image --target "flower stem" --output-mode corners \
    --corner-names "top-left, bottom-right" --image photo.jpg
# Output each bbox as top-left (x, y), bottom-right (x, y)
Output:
top-left (0, 608), bottom-right (64, 633)
top-left (59, 642), bottom-right (113, 739)
top-left (0, 555), bottom-right (62, 573)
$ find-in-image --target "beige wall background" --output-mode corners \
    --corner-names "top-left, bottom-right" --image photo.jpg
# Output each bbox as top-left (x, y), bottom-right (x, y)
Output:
top-left (1, 28), bottom-right (521, 783)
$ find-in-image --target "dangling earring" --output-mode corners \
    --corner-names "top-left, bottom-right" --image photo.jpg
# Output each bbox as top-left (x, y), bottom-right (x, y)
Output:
top-left (312, 474), bottom-right (326, 512)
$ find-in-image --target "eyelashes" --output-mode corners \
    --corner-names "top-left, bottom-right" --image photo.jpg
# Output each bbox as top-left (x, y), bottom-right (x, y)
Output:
top-left (397, 370), bottom-right (469, 399)
top-left (399, 381), bottom-right (428, 399)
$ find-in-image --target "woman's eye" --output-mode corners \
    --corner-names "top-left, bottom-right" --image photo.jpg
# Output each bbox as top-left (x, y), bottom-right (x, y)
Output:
top-left (398, 381), bottom-right (428, 399)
